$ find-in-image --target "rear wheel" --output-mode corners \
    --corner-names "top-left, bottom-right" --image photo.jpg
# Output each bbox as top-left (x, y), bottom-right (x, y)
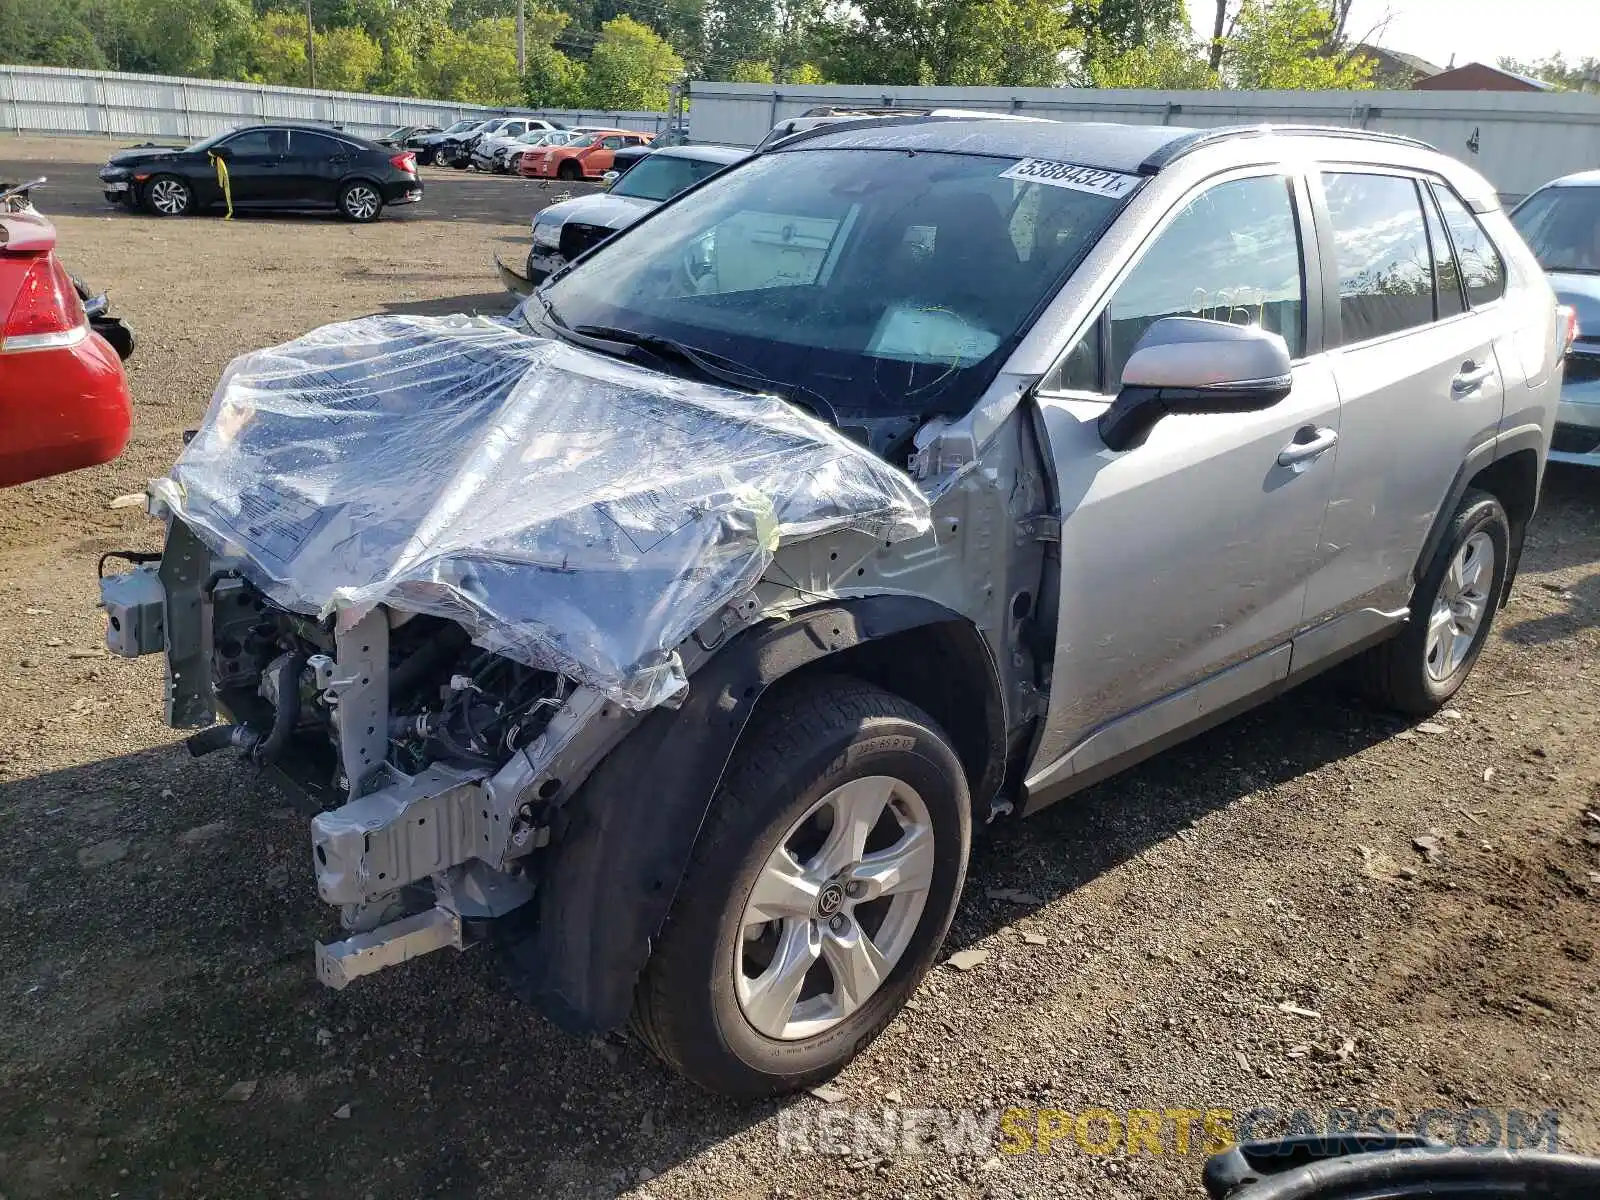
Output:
top-left (144, 175), bottom-right (192, 217)
top-left (1361, 488), bottom-right (1509, 714)
top-left (631, 677), bottom-right (971, 1098)
top-left (557, 160), bottom-right (582, 181)
top-left (338, 182), bottom-right (383, 223)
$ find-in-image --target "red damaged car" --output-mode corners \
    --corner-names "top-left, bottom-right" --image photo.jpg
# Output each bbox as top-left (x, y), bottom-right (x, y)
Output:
top-left (0, 179), bottom-right (133, 487)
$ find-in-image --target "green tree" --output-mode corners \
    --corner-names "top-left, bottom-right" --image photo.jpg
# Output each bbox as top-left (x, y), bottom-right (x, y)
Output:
top-left (314, 23), bottom-right (381, 90)
top-left (816, 0), bottom-right (1087, 87)
top-left (248, 9), bottom-right (310, 85)
top-left (420, 17), bottom-right (525, 103)
top-left (1088, 31), bottom-right (1219, 88)
top-left (584, 15), bottom-right (684, 109)
top-left (523, 42), bottom-right (589, 106)
top-left (1499, 53), bottom-right (1600, 93)
top-left (729, 59), bottom-right (774, 82)
top-left (1225, 0), bottom-right (1373, 89)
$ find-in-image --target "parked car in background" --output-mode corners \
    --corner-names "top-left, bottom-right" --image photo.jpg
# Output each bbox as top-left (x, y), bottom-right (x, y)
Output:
top-left (521, 144), bottom-right (747, 284)
top-left (604, 142), bottom-right (655, 183)
top-left (1510, 169), bottom-right (1600, 465)
top-left (97, 123), bottom-right (422, 222)
top-left (519, 129), bottom-right (650, 180)
top-left (376, 124), bottom-right (441, 151)
top-left (435, 118), bottom-right (504, 168)
top-left (500, 129), bottom-right (578, 175)
top-left (469, 118), bottom-right (560, 172)
top-left (1, 179), bottom-right (132, 486)
top-left (412, 119), bottom-right (482, 165)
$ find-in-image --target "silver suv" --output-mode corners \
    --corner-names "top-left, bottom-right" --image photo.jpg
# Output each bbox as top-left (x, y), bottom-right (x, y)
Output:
top-left (101, 118), bottom-right (1564, 1098)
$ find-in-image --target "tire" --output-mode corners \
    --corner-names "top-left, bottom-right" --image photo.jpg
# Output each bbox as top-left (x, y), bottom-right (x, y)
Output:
top-left (557, 160), bottom-right (582, 181)
top-left (1360, 488), bottom-right (1510, 715)
top-left (451, 152), bottom-right (470, 170)
top-left (144, 174), bottom-right (192, 217)
top-left (631, 676), bottom-right (972, 1098)
top-left (338, 181), bottom-right (384, 223)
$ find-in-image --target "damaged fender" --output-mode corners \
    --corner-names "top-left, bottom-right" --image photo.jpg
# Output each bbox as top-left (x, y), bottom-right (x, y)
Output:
top-left (500, 593), bottom-right (1005, 1034)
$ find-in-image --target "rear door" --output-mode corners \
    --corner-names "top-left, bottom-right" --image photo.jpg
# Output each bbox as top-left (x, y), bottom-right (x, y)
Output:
top-left (217, 128), bottom-right (289, 206)
top-left (1027, 170), bottom-right (1342, 794)
top-left (1301, 170), bottom-right (1508, 623)
top-left (282, 131), bottom-right (357, 206)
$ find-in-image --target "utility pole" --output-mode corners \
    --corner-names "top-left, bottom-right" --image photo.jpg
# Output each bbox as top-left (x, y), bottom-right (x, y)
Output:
top-left (306, 0), bottom-right (316, 89)
top-left (516, 0), bottom-right (527, 75)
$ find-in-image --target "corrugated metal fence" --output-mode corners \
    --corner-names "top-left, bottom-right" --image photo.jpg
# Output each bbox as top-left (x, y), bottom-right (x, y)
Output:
top-left (688, 82), bottom-right (1600, 198)
top-left (0, 63), bottom-right (670, 142)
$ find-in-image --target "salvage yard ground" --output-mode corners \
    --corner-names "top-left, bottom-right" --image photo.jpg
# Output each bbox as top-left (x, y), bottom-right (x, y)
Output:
top-left (0, 136), bottom-right (1596, 1200)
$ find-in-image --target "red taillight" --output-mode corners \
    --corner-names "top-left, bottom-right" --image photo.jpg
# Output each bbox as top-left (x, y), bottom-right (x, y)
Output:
top-left (390, 151), bottom-right (417, 174)
top-left (1558, 304), bottom-right (1579, 355)
top-left (2, 253), bottom-right (87, 353)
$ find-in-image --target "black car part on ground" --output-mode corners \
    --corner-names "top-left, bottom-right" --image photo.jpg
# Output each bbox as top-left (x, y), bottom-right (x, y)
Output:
top-left (73, 278), bottom-right (135, 361)
top-left (1204, 1135), bottom-right (1600, 1199)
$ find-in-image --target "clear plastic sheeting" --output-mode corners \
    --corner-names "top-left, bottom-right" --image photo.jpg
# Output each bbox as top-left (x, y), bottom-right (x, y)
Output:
top-left (152, 315), bottom-right (931, 710)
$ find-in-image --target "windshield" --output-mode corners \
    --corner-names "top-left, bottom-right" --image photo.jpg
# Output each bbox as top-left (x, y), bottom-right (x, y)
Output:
top-left (184, 130), bottom-right (235, 153)
top-left (382, 125), bottom-right (410, 140)
top-left (538, 147), bottom-right (1129, 419)
top-left (565, 134), bottom-right (598, 149)
top-left (443, 120), bottom-right (475, 134)
top-left (612, 154), bottom-right (727, 202)
top-left (1512, 186), bottom-right (1600, 273)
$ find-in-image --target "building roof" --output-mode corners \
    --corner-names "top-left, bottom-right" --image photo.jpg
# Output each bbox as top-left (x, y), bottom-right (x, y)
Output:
top-left (1420, 62), bottom-right (1557, 91)
top-left (1355, 44), bottom-right (1443, 80)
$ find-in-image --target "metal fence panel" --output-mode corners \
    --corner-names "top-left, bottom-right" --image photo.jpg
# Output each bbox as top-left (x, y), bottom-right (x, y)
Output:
top-left (0, 64), bottom-right (669, 143)
top-left (688, 81), bottom-right (1600, 198)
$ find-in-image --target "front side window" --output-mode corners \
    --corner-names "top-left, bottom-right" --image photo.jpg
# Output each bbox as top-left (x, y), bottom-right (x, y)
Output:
top-left (1432, 184), bottom-right (1506, 304)
top-left (222, 129), bottom-right (285, 157)
top-left (1323, 172), bottom-right (1433, 344)
top-left (538, 148), bottom-right (1129, 417)
top-left (1511, 185), bottom-right (1600, 274)
top-left (1106, 175), bottom-right (1306, 383)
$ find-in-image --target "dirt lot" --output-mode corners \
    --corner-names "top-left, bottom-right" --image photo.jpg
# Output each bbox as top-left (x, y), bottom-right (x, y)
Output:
top-left (0, 135), bottom-right (1596, 1200)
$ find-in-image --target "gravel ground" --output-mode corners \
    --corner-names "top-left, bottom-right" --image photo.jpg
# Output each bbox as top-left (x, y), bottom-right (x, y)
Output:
top-left (0, 135), bottom-right (1596, 1200)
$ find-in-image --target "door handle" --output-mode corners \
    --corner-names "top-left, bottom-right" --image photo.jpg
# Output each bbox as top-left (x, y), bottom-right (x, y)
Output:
top-left (1452, 360), bottom-right (1494, 394)
top-left (1277, 426), bottom-right (1339, 467)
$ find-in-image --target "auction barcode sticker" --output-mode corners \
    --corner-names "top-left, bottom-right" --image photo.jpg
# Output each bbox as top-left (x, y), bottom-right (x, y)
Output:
top-left (1000, 158), bottom-right (1141, 198)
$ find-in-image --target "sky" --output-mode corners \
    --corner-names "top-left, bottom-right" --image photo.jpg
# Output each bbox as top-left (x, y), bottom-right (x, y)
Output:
top-left (1188, 0), bottom-right (1600, 73)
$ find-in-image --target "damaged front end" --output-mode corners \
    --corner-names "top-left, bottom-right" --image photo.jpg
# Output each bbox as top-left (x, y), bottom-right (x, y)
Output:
top-left (101, 314), bottom-right (929, 997)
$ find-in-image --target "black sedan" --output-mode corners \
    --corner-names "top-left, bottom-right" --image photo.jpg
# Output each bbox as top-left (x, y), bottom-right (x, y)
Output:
top-left (97, 123), bottom-right (423, 222)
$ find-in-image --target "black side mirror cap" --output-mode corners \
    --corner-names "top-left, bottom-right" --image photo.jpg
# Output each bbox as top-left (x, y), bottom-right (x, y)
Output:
top-left (1099, 376), bottom-right (1293, 451)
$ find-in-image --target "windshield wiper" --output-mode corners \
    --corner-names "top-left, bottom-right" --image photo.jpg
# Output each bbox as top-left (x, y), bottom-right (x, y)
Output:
top-left (568, 324), bottom-right (772, 390)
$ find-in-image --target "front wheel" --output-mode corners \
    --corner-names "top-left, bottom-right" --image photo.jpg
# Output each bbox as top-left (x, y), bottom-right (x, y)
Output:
top-left (144, 174), bottom-right (192, 217)
top-left (632, 677), bottom-right (972, 1098)
top-left (557, 160), bottom-right (582, 181)
top-left (338, 182), bottom-right (383, 223)
top-left (1361, 488), bottom-right (1510, 714)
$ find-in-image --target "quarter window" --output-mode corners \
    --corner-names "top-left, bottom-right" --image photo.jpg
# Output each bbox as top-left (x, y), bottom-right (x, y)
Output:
top-left (1432, 184), bottom-right (1506, 306)
top-left (1322, 172), bottom-right (1434, 344)
top-left (1420, 187), bottom-right (1465, 319)
top-left (1104, 175), bottom-right (1306, 384)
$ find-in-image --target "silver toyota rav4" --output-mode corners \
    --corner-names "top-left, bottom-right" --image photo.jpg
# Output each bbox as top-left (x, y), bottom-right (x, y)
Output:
top-left (101, 117), bottom-right (1565, 1098)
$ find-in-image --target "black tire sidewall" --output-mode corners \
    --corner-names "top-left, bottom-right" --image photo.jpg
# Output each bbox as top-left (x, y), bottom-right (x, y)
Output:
top-left (558, 161), bottom-right (581, 181)
top-left (1407, 493), bottom-right (1510, 704)
top-left (664, 704), bottom-right (970, 1093)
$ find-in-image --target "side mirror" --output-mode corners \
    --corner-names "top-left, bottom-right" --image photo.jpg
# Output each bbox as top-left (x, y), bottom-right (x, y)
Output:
top-left (601, 170), bottom-right (619, 189)
top-left (1099, 317), bottom-right (1293, 452)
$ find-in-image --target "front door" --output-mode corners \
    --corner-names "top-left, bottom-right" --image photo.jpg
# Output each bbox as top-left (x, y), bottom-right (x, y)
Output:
top-left (216, 128), bottom-right (289, 206)
top-left (1028, 171), bottom-right (1341, 799)
top-left (1301, 170), bottom-right (1509, 623)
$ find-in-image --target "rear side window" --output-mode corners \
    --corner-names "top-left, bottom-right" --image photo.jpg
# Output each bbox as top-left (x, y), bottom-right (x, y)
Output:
top-left (289, 131), bottom-right (347, 159)
top-left (1105, 175), bottom-right (1306, 381)
top-left (1432, 184), bottom-right (1506, 306)
top-left (1322, 172), bottom-right (1433, 344)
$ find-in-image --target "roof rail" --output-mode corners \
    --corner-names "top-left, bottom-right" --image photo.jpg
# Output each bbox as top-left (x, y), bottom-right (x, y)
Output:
top-left (1140, 123), bottom-right (1436, 174)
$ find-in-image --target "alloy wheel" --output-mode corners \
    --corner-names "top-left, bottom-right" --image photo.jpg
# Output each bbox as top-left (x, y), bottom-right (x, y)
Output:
top-left (735, 776), bottom-right (934, 1041)
top-left (150, 179), bottom-right (188, 215)
top-left (343, 185), bottom-right (380, 221)
top-left (1425, 530), bottom-right (1495, 682)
